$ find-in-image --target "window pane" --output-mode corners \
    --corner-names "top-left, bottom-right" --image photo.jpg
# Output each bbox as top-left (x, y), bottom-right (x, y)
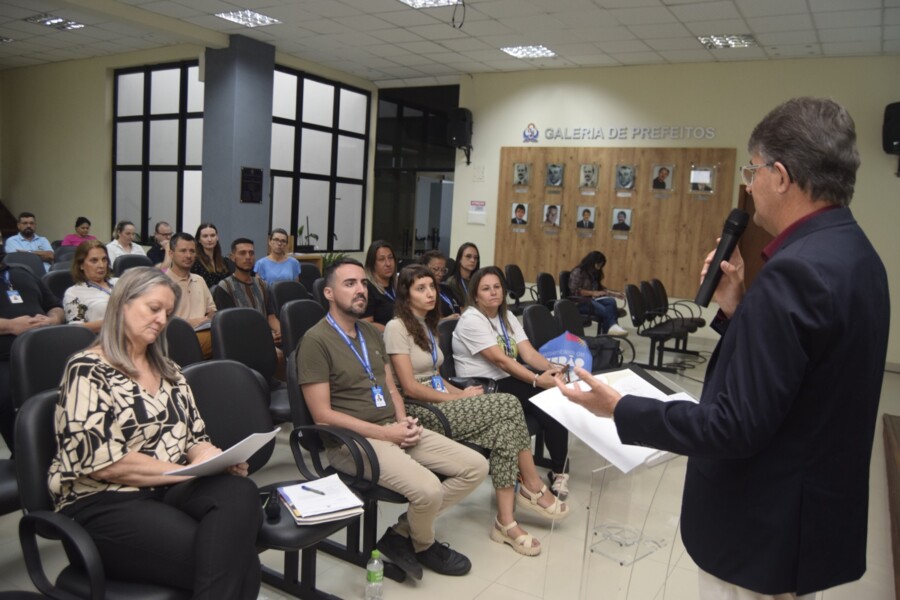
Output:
top-left (302, 79), bottom-right (334, 127)
top-left (297, 179), bottom-right (330, 251)
top-left (273, 71), bottom-right (297, 120)
top-left (149, 119), bottom-right (179, 165)
top-left (116, 122), bottom-right (143, 165)
top-left (339, 89), bottom-right (367, 134)
top-left (148, 172), bottom-right (178, 243)
top-left (336, 135), bottom-right (365, 180)
top-left (185, 118), bottom-right (203, 166)
top-left (117, 72), bottom-right (144, 117)
top-left (300, 128), bottom-right (332, 175)
top-left (182, 171), bottom-right (202, 237)
top-left (187, 66), bottom-right (204, 113)
top-left (333, 183), bottom-right (363, 251)
top-left (271, 123), bottom-right (295, 172)
top-left (150, 68), bottom-right (180, 115)
top-left (271, 175), bottom-right (293, 233)
top-left (115, 171), bottom-right (142, 230)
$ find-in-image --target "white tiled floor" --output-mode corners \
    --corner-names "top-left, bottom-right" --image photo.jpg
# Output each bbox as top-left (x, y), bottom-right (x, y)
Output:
top-left (0, 330), bottom-right (897, 599)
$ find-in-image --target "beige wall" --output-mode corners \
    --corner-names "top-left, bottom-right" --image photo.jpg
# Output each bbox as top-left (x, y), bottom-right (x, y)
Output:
top-left (451, 56), bottom-right (900, 364)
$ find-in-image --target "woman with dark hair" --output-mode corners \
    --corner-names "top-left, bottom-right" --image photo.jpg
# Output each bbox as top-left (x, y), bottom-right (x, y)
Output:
top-left (385, 265), bottom-right (568, 556)
top-left (445, 242), bottom-right (480, 308)
top-left (418, 250), bottom-right (460, 319)
top-left (254, 228), bottom-right (301, 285)
top-left (191, 223), bottom-right (233, 287)
top-left (362, 239), bottom-right (397, 331)
top-left (568, 251), bottom-right (627, 336)
top-left (50, 267), bottom-right (261, 598)
top-left (452, 266), bottom-right (572, 497)
top-left (61, 217), bottom-right (97, 247)
top-left (63, 240), bottom-right (116, 332)
top-left (106, 220), bottom-right (146, 267)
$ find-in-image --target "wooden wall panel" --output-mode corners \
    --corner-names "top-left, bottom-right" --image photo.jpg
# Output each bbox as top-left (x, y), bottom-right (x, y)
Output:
top-left (494, 146), bottom-right (736, 299)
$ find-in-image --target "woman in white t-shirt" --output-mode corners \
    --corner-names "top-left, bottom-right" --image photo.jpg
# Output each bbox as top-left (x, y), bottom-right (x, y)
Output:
top-left (452, 266), bottom-right (571, 497)
top-left (385, 265), bottom-right (569, 557)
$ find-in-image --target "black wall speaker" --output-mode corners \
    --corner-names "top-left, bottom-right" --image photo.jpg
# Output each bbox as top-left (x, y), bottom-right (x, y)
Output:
top-left (883, 102), bottom-right (900, 155)
top-left (447, 108), bottom-right (473, 148)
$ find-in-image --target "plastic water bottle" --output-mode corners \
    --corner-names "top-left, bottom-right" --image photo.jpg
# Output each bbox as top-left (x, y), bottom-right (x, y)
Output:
top-left (365, 549), bottom-right (384, 599)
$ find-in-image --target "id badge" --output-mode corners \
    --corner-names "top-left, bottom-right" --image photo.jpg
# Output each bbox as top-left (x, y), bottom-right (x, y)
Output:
top-left (371, 385), bottom-right (386, 408)
top-left (431, 376), bottom-right (447, 393)
top-left (6, 290), bottom-right (22, 304)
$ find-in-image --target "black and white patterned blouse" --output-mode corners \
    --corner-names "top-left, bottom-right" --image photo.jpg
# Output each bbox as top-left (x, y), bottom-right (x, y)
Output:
top-left (48, 351), bottom-right (210, 510)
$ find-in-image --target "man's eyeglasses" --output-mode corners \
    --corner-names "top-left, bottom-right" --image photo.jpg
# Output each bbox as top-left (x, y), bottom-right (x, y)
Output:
top-left (430, 267), bottom-right (449, 275)
top-left (739, 162), bottom-right (775, 187)
top-left (271, 238), bottom-right (288, 245)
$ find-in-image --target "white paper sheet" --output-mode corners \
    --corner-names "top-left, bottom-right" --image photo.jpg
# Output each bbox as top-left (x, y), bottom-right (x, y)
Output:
top-left (530, 368), bottom-right (697, 473)
top-left (164, 428), bottom-right (280, 477)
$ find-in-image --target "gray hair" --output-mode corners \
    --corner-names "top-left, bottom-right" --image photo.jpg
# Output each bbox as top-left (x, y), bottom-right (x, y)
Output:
top-left (748, 97), bottom-right (859, 207)
top-left (97, 267), bottom-right (182, 384)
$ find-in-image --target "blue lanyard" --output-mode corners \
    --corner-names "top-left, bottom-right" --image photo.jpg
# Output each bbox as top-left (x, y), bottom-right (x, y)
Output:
top-left (439, 291), bottom-right (454, 311)
top-left (326, 314), bottom-right (376, 383)
top-left (426, 327), bottom-right (439, 373)
top-left (460, 278), bottom-right (468, 296)
top-left (86, 281), bottom-right (113, 295)
top-left (1, 270), bottom-right (12, 291)
top-left (383, 286), bottom-right (395, 301)
top-left (497, 316), bottom-right (512, 356)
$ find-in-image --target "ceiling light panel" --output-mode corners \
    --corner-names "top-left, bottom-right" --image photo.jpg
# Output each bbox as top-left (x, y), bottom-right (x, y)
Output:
top-left (396, 0), bottom-right (461, 8)
top-left (24, 13), bottom-right (85, 31)
top-left (501, 45), bottom-right (557, 58)
top-left (215, 10), bottom-right (281, 28)
top-left (697, 34), bottom-right (758, 49)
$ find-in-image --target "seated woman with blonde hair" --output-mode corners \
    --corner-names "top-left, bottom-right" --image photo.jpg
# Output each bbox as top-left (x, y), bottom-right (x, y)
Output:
top-left (384, 265), bottom-right (569, 557)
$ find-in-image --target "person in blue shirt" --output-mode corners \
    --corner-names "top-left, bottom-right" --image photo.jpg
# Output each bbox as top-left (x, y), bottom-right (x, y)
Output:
top-left (254, 228), bottom-right (301, 285)
top-left (5, 212), bottom-right (53, 272)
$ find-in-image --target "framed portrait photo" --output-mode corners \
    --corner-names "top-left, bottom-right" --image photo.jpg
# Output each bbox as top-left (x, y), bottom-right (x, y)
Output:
top-left (511, 202), bottom-right (529, 225)
top-left (690, 166), bottom-right (715, 193)
top-left (542, 204), bottom-right (560, 227)
top-left (651, 164), bottom-right (675, 191)
top-left (615, 164), bottom-right (636, 191)
top-left (546, 163), bottom-right (564, 187)
top-left (576, 206), bottom-right (595, 230)
top-left (579, 163), bottom-right (598, 188)
top-left (513, 162), bottom-right (531, 186)
top-left (611, 207), bottom-right (632, 232)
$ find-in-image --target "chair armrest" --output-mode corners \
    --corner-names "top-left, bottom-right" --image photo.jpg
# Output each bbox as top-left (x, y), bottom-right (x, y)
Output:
top-left (405, 400), bottom-right (453, 438)
top-left (289, 424), bottom-right (382, 491)
top-left (447, 377), bottom-right (498, 394)
top-left (20, 510), bottom-right (105, 600)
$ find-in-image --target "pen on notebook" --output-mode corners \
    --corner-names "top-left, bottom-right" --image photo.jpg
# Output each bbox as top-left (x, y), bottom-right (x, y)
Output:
top-left (301, 485), bottom-right (325, 496)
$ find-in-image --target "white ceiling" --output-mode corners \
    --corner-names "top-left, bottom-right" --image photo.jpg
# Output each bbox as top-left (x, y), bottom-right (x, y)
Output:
top-left (0, 0), bottom-right (898, 87)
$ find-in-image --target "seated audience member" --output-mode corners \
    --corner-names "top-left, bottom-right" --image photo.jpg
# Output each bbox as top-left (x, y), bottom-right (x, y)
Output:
top-left (568, 251), bottom-right (627, 337)
top-left (165, 233), bottom-right (216, 358)
top-left (385, 265), bottom-right (568, 557)
top-left (254, 228), bottom-right (301, 285)
top-left (362, 240), bottom-right (397, 331)
top-left (217, 238), bottom-right (282, 347)
top-left (5, 211), bottom-right (53, 271)
top-left (0, 250), bottom-right (65, 450)
top-left (61, 217), bottom-right (97, 247)
top-left (445, 243), bottom-right (480, 308)
top-left (63, 241), bottom-right (116, 333)
top-left (452, 266), bottom-right (571, 497)
top-left (49, 267), bottom-right (261, 597)
top-left (418, 250), bottom-right (460, 319)
top-left (106, 220), bottom-right (147, 267)
top-left (147, 221), bottom-right (173, 266)
top-left (192, 223), bottom-right (234, 287)
top-left (298, 258), bottom-right (487, 580)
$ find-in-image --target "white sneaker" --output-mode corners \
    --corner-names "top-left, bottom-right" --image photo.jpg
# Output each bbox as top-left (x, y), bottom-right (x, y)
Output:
top-left (607, 324), bottom-right (628, 337)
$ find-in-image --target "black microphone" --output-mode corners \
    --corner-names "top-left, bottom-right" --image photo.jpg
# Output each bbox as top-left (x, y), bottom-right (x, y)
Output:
top-left (694, 208), bottom-right (749, 307)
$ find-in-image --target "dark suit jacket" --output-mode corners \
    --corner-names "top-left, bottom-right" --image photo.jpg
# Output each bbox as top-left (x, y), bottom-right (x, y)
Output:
top-left (615, 207), bottom-right (889, 595)
top-left (576, 220), bottom-right (594, 229)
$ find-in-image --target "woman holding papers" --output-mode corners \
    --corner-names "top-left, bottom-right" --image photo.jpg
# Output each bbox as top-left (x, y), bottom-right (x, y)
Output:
top-left (48, 267), bottom-right (262, 598)
top-left (452, 266), bottom-right (572, 498)
top-left (386, 265), bottom-right (569, 557)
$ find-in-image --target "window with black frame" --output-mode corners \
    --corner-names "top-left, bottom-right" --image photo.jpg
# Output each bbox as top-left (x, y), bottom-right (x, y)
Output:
top-left (270, 67), bottom-right (371, 253)
top-left (112, 61), bottom-right (203, 243)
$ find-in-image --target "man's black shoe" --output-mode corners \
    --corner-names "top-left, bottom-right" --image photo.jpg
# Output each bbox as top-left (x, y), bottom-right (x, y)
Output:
top-left (415, 541), bottom-right (471, 576)
top-left (376, 529), bottom-right (423, 580)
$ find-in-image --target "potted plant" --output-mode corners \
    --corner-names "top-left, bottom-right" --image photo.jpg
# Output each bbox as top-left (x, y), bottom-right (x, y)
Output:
top-left (296, 218), bottom-right (319, 253)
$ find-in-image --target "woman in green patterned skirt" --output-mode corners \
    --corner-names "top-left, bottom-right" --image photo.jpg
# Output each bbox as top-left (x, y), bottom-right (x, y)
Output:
top-left (384, 265), bottom-right (569, 557)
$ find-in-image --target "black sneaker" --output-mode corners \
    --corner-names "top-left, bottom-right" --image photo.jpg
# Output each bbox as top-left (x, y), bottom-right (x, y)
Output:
top-left (415, 541), bottom-right (471, 576)
top-left (376, 528), bottom-right (423, 580)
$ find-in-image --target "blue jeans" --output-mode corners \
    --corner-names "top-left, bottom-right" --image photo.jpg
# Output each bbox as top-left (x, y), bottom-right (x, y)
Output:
top-left (582, 297), bottom-right (619, 333)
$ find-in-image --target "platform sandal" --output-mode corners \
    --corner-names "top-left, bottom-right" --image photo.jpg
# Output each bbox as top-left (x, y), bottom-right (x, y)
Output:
top-left (490, 518), bottom-right (541, 556)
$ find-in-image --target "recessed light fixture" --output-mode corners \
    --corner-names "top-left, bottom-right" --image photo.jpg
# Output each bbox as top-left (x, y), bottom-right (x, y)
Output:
top-left (396, 0), bottom-right (460, 8)
top-left (501, 45), bottom-right (556, 59)
top-left (25, 13), bottom-right (85, 30)
top-left (215, 10), bottom-right (281, 28)
top-left (697, 34), bottom-right (758, 50)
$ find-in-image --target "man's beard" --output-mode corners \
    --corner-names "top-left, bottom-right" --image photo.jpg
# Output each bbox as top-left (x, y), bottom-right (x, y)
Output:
top-left (336, 294), bottom-right (367, 318)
